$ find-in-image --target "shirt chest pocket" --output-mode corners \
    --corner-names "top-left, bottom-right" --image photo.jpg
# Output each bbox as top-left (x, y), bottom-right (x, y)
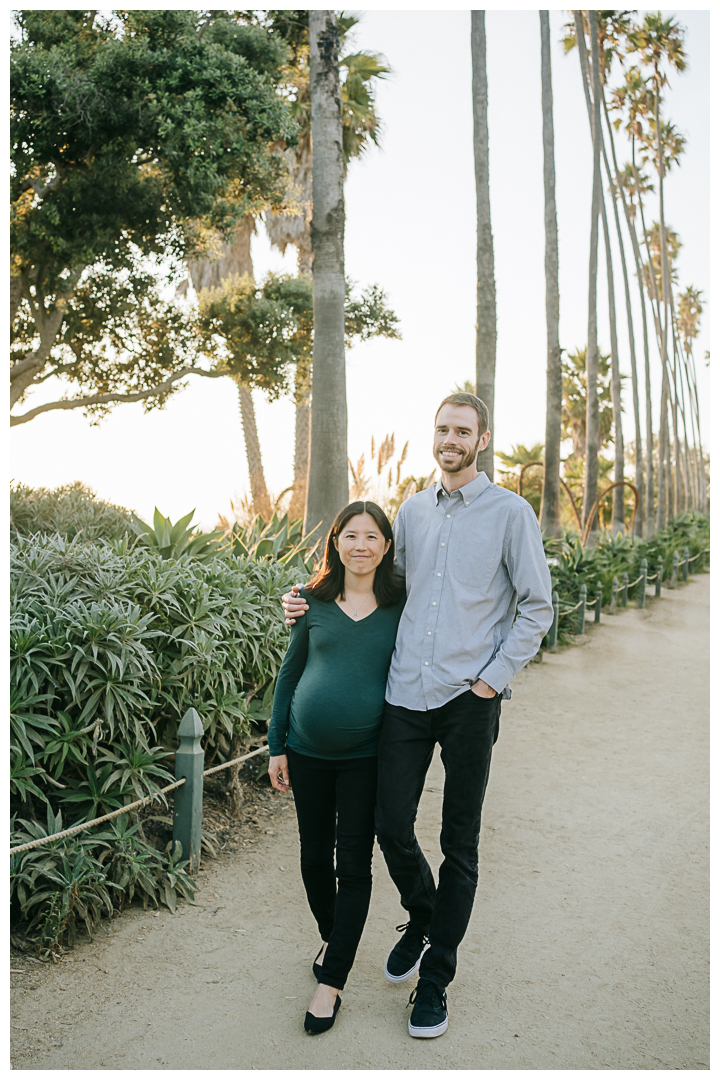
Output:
top-left (449, 533), bottom-right (497, 588)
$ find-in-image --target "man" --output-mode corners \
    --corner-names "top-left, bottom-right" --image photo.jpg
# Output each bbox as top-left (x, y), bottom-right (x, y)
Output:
top-left (283, 392), bottom-right (553, 1038)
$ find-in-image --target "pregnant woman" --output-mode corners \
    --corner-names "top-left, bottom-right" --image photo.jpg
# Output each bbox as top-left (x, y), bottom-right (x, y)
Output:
top-left (268, 500), bottom-right (405, 1035)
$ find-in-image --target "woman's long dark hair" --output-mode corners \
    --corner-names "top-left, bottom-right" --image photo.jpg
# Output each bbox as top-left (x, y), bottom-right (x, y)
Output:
top-left (307, 501), bottom-right (403, 607)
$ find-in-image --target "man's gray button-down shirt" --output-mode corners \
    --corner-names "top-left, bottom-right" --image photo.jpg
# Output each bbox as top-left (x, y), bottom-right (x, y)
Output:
top-left (386, 471), bottom-right (553, 712)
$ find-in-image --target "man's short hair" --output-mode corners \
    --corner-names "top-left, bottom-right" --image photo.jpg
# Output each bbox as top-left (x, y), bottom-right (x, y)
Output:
top-left (435, 392), bottom-right (490, 435)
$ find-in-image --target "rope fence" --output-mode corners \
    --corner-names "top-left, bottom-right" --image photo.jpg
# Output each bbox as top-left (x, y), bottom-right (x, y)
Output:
top-left (9, 741), bottom-right (270, 858)
top-left (546, 544), bottom-right (709, 647)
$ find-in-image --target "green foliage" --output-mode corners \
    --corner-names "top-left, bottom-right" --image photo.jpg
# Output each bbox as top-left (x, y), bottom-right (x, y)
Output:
top-left (10, 809), bottom-right (196, 956)
top-left (10, 530), bottom-right (298, 950)
top-left (562, 347), bottom-right (615, 458)
top-left (131, 508), bottom-right (225, 561)
top-left (263, 10), bottom-right (391, 165)
top-left (198, 272), bottom-right (314, 398)
top-left (197, 272), bottom-right (400, 398)
top-left (495, 444), bottom-right (545, 518)
top-left (11, 9), bottom-right (296, 421)
top-left (543, 513), bottom-right (710, 614)
top-left (10, 482), bottom-right (134, 541)
top-left (219, 511), bottom-right (320, 572)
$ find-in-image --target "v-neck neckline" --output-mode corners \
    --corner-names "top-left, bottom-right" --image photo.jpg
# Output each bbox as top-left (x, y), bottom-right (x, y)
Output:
top-left (334, 599), bottom-right (379, 624)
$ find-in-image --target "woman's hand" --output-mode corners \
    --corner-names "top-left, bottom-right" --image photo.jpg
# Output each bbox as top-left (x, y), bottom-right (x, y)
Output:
top-left (282, 583), bottom-right (309, 626)
top-left (268, 754), bottom-right (290, 792)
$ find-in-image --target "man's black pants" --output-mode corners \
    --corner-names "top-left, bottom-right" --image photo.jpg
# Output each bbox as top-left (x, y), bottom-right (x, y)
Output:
top-left (375, 689), bottom-right (501, 989)
top-left (287, 746), bottom-right (378, 991)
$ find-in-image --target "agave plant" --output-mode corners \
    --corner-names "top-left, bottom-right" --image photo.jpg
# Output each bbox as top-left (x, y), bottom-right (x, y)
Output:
top-left (131, 508), bottom-right (225, 561)
top-left (219, 510), bottom-right (321, 571)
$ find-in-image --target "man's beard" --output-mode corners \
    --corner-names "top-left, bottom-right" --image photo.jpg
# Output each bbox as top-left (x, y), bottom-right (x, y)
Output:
top-left (433, 438), bottom-right (481, 473)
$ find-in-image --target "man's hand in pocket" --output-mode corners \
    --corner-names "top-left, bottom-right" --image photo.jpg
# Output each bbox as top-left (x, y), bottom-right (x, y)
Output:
top-left (471, 678), bottom-right (497, 699)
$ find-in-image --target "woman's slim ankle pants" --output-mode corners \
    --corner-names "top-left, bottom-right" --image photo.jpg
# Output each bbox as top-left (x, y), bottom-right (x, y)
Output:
top-left (287, 747), bottom-right (378, 991)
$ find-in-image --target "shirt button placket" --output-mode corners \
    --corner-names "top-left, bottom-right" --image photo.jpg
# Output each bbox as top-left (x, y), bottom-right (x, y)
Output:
top-left (424, 498), bottom-right (452, 706)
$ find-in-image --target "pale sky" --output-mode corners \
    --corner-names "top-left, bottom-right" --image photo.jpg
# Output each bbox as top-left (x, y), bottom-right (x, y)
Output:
top-left (9, 8), bottom-right (710, 529)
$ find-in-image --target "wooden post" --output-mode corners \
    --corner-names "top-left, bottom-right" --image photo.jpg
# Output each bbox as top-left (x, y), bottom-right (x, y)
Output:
top-left (671, 550), bottom-right (679, 589)
top-left (611, 575), bottom-right (619, 613)
top-left (594, 585), bottom-right (602, 623)
top-left (548, 590), bottom-right (559, 647)
top-left (577, 583), bottom-right (587, 635)
top-left (682, 546), bottom-right (689, 582)
top-left (638, 558), bottom-right (647, 609)
top-left (621, 572), bottom-right (629, 608)
top-left (173, 708), bottom-right (204, 874)
top-left (655, 557), bottom-right (663, 597)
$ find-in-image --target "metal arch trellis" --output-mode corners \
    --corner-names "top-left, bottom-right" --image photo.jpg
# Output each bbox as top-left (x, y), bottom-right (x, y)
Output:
top-left (517, 460), bottom-right (583, 533)
top-left (517, 462), bottom-right (640, 547)
top-left (580, 481), bottom-right (640, 547)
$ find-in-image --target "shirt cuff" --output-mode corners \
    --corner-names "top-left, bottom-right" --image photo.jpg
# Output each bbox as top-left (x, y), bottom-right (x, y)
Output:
top-left (478, 657), bottom-right (514, 696)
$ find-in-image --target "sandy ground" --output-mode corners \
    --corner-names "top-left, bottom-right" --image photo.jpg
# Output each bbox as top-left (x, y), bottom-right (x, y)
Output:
top-left (10, 574), bottom-right (709, 1070)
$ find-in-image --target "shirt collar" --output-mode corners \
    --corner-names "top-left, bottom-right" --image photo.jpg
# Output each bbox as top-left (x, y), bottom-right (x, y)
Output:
top-left (434, 471), bottom-right (491, 507)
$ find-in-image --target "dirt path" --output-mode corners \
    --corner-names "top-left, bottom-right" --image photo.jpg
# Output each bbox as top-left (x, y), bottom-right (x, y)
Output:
top-left (11, 575), bottom-right (709, 1070)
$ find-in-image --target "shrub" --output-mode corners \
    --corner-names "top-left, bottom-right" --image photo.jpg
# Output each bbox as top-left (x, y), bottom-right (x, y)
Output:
top-left (10, 482), bottom-right (134, 541)
top-left (10, 533), bottom-right (298, 952)
top-left (544, 512), bottom-right (710, 610)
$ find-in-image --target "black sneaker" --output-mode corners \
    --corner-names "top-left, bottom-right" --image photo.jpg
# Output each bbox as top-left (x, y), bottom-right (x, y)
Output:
top-left (407, 978), bottom-right (448, 1038)
top-left (384, 922), bottom-right (430, 984)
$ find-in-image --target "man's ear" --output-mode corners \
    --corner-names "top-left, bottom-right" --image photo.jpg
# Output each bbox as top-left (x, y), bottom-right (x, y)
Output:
top-left (479, 429), bottom-right (492, 452)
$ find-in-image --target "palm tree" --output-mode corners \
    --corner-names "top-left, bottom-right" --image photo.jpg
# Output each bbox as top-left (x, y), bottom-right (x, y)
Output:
top-left (628, 14), bottom-right (687, 526)
top-left (265, 16), bottom-right (389, 520)
top-left (568, 16), bottom-right (648, 537)
top-left (471, 11), bottom-right (497, 481)
top-left (599, 194), bottom-right (626, 536)
top-left (610, 70), bottom-right (657, 533)
top-left (539, 11), bottom-right (562, 538)
top-left (187, 219), bottom-right (272, 519)
top-left (573, 10), bottom-right (603, 544)
top-left (304, 10), bottom-right (348, 540)
top-left (676, 287), bottom-right (706, 511)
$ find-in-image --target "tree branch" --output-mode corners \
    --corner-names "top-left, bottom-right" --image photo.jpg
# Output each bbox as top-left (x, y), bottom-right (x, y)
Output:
top-left (18, 173), bottom-right (64, 200)
top-left (10, 367), bottom-right (225, 426)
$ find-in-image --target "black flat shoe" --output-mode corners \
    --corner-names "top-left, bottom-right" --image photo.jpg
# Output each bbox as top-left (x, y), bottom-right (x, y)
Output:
top-left (304, 995), bottom-right (341, 1035)
top-left (312, 945), bottom-right (325, 982)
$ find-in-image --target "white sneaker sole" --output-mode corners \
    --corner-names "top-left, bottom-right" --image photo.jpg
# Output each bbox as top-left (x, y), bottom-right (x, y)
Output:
top-left (408, 1016), bottom-right (449, 1038)
top-left (383, 942), bottom-right (430, 984)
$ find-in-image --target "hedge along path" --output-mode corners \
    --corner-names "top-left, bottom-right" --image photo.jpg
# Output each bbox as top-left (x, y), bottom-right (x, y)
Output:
top-left (11, 546), bottom-right (709, 856)
top-left (9, 744), bottom-right (270, 856)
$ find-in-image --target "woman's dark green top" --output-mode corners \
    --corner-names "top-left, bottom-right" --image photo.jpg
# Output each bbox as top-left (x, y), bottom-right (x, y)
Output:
top-left (268, 587), bottom-right (405, 760)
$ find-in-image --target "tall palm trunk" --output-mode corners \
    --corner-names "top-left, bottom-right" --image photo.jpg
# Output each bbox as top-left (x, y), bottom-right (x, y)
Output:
top-left (631, 155), bottom-right (677, 531)
top-left (539, 11), bottom-right (562, 538)
top-left (304, 11), bottom-right (348, 540)
top-left (267, 156), bottom-right (314, 521)
top-left (627, 142), bottom-right (655, 533)
top-left (575, 11), bottom-right (602, 543)
top-left (656, 370), bottom-right (669, 529)
top-left (686, 348), bottom-right (708, 512)
top-left (674, 339), bottom-right (694, 512)
top-left (288, 248), bottom-right (314, 522)
top-left (599, 192), bottom-right (625, 534)
top-left (188, 218), bottom-right (271, 518)
top-left (236, 381), bottom-right (272, 519)
top-left (471, 11), bottom-right (497, 480)
top-left (602, 101), bottom-right (645, 535)
top-left (288, 357), bottom-right (312, 521)
top-left (653, 64), bottom-right (677, 524)
top-left (678, 334), bottom-right (701, 511)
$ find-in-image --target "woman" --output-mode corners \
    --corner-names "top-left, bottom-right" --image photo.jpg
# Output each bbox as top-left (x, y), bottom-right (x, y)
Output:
top-left (268, 501), bottom-right (405, 1035)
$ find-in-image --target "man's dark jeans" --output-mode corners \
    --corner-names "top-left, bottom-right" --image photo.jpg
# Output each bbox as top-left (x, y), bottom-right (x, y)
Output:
top-left (375, 688), bottom-right (501, 989)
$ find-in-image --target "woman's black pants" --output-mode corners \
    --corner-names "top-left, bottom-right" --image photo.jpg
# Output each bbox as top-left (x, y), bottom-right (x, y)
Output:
top-left (287, 747), bottom-right (377, 991)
